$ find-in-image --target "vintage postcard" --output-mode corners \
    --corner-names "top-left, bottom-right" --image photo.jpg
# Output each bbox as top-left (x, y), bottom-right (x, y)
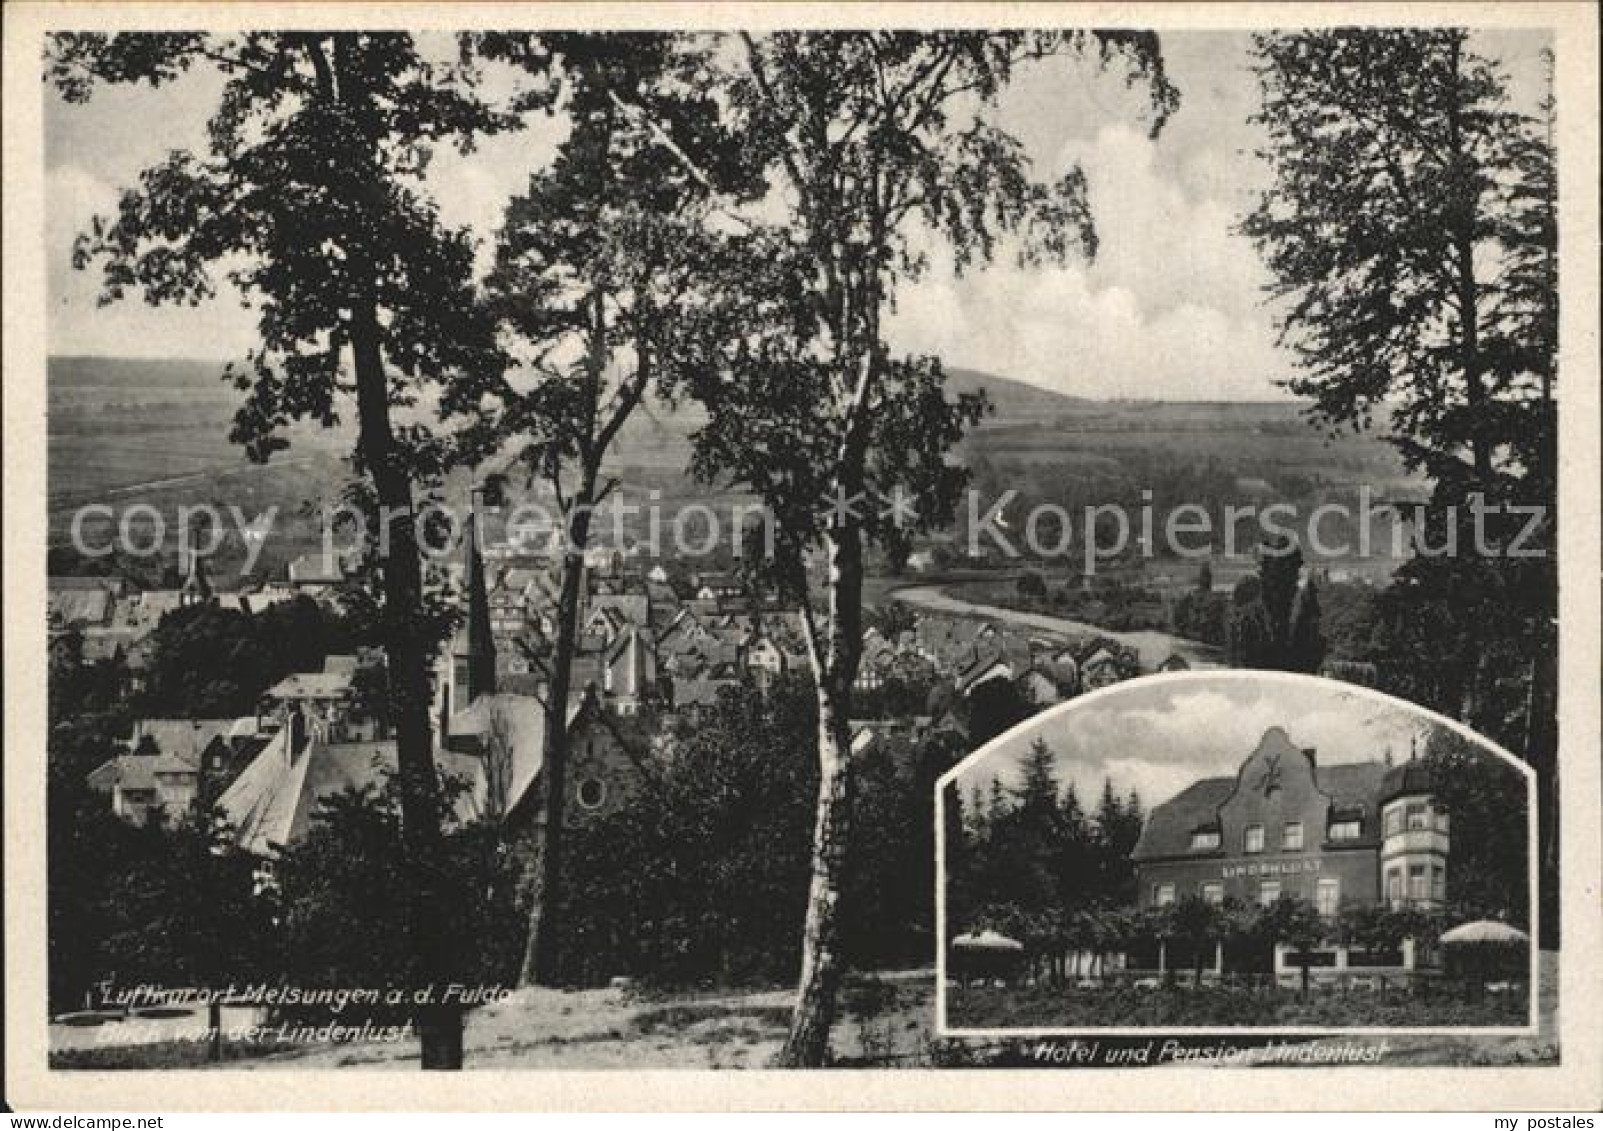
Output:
top-left (3, 0), bottom-right (1598, 1113)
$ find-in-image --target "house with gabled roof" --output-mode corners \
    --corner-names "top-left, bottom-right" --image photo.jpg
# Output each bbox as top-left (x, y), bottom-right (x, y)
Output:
top-left (216, 721), bottom-right (486, 857)
top-left (86, 718), bottom-right (257, 825)
top-left (954, 652), bottom-right (1013, 696)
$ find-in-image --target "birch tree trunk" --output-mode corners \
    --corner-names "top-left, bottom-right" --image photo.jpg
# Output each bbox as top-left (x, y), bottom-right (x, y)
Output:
top-left (779, 516), bottom-right (864, 1066)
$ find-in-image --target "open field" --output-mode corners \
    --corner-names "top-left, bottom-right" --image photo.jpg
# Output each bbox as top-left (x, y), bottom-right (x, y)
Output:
top-left (963, 396), bottom-right (1415, 494)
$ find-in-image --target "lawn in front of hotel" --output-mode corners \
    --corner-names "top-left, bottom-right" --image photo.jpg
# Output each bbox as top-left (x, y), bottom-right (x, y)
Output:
top-left (946, 978), bottom-right (1530, 1030)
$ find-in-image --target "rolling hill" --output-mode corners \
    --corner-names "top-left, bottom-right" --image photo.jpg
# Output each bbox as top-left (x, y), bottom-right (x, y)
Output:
top-left (47, 353), bottom-right (1411, 536)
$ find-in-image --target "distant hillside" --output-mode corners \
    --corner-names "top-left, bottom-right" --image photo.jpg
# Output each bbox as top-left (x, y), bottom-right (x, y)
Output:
top-left (945, 367), bottom-right (1091, 422)
top-left (49, 354), bottom-right (1085, 410)
top-left (49, 355), bottom-right (234, 391)
top-left (46, 355), bottom-right (1415, 577)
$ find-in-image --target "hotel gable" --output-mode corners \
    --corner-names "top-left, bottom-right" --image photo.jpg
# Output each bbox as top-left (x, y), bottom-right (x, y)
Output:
top-left (1133, 726), bottom-right (1450, 926)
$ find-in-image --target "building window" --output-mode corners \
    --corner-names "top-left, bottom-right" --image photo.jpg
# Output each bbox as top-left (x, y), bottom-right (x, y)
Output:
top-left (1190, 828), bottom-right (1220, 851)
top-left (1436, 810), bottom-right (1450, 834)
top-left (1258, 879), bottom-right (1281, 906)
top-left (1406, 803), bottom-right (1428, 830)
top-left (1329, 818), bottom-right (1361, 841)
top-left (576, 777), bottom-right (607, 810)
top-left (1244, 824), bottom-right (1265, 854)
top-left (1385, 806), bottom-right (1403, 836)
top-left (1201, 883), bottom-right (1224, 905)
top-left (1282, 822), bottom-right (1304, 852)
top-left (1386, 868), bottom-right (1403, 905)
top-left (1155, 883), bottom-right (1176, 907)
top-left (1432, 864), bottom-right (1447, 903)
top-left (1408, 863), bottom-right (1428, 901)
top-left (1316, 878), bottom-right (1340, 917)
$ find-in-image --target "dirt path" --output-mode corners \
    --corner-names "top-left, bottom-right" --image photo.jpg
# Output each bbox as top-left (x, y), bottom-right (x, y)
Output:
top-left (222, 972), bottom-right (939, 1071)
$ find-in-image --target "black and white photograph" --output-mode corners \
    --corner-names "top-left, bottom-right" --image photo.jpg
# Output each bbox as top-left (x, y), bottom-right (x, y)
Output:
top-left (5, 0), bottom-right (1598, 1113)
top-left (938, 674), bottom-right (1540, 1052)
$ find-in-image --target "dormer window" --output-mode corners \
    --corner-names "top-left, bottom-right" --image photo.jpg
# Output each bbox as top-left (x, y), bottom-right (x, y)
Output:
top-left (1329, 818), bottom-right (1361, 841)
top-left (1190, 827), bottom-right (1221, 851)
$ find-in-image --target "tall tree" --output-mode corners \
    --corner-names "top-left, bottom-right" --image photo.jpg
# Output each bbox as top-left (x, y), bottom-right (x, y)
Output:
top-left (1225, 536), bottom-right (1323, 671)
top-left (1226, 576), bottom-right (1275, 667)
top-left (474, 31), bottom-right (759, 988)
top-left (1014, 738), bottom-right (1063, 814)
top-left (1257, 532), bottom-right (1303, 656)
top-left (1244, 29), bottom-right (1551, 486)
top-left (51, 32), bottom-right (510, 1067)
top-left (1242, 28), bottom-right (1556, 708)
top-left (1287, 573), bottom-right (1326, 674)
top-left (685, 31), bottom-right (1177, 1064)
top-left (1243, 30), bottom-right (1557, 922)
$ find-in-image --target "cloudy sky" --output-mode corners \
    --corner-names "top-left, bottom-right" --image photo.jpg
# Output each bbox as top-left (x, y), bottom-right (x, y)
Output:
top-left (44, 30), bottom-right (1551, 401)
top-left (952, 675), bottom-right (1448, 816)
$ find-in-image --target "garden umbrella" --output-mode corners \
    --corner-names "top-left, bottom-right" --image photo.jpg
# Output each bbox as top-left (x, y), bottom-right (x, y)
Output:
top-left (950, 929), bottom-right (1027, 987)
top-left (1439, 921), bottom-right (1528, 946)
top-left (952, 930), bottom-right (1024, 951)
top-left (1440, 920), bottom-right (1528, 990)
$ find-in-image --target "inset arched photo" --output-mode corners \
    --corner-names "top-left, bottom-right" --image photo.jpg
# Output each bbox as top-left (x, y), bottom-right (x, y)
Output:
top-left (937, 673), bottom-right (1539, 1036)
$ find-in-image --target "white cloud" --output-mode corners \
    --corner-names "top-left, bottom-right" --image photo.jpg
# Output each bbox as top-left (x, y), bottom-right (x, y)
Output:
top-left (887, 121), bottom-right (1288, 401)
top-left (42, 32), bottom-right (1293, 393)
top-left (964, 677), bottom-right (1435, 813)
top-left (46, 163), bottom-right (259, 359)
top-left (44, 164), bottom-right (115, 287)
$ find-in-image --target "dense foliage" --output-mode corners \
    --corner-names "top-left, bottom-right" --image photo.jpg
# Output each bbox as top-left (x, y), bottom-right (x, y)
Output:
top-left (1225, 536), bottom-right (1325, 672)
top-left (945, 739), bottom-right (1146, 968)
top-left (548, 678), bottom-right (960, 986)
top-left (138, 597), bottom-right (352, 717)
top-left (48, 765), bottom-right (523, 1021)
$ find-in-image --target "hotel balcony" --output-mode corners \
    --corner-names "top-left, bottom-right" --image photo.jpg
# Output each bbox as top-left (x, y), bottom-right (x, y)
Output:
top-left (1380, 828), bottom-right (1449, 858)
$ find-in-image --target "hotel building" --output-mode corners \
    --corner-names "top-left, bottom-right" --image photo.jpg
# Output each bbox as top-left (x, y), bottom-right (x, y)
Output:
top-left (1129, 726), bottom-right (1449, 976)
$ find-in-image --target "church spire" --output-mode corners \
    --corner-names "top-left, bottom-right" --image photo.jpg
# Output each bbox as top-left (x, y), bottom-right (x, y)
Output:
top-left (180, 540), bottom-right (213, 606)
top-left (464, 484), bottom-right (498, 701)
